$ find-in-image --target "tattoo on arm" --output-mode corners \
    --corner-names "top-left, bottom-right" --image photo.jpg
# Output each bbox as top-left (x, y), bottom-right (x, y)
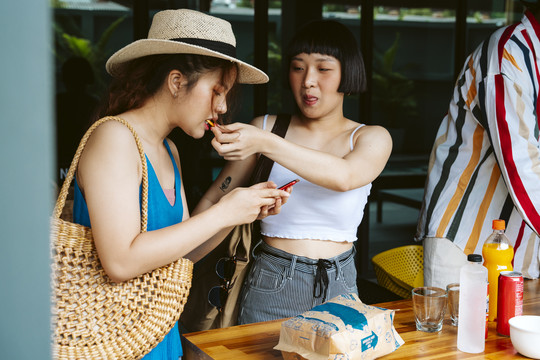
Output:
top-left (219, 176), bottom-right (232, 192)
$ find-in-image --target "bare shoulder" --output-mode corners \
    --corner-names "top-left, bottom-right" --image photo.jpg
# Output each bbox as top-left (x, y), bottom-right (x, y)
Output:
top-left (85, 119), bottom-right (140, 151)
top-left (79, 119), bottom-right (141, 179)
top-left (356, 124), bottom-right (391, 140)
top-left (353, 124), bottom-right (392, 149)
top-left (250, 114), bottom-right (277, 130)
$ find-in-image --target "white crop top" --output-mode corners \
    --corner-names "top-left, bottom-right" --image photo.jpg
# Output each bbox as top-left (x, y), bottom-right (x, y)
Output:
top-left (260, 115), bottom-right (371, 243)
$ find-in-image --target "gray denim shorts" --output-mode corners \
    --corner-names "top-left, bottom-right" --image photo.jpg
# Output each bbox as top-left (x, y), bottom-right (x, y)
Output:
top-left (237, 240), bottom-right (358, 325)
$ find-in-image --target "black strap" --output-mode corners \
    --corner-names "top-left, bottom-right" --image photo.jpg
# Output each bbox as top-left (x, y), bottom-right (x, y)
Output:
top-left (313, 259), bottom-right (333, 303)
top-left (249, 114), bottom-right (291, 185)
top-left (170, 37), bottom-right (236, 58)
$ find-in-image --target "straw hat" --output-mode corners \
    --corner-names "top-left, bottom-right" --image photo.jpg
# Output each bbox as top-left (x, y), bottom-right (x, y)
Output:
top-left (106, 9), bottom-right (268, 84)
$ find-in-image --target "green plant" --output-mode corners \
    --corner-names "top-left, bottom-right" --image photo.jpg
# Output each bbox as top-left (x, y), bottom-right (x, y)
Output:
top-left (323, 4), bottom-right (347, 12)
top-left (50, 0), bottom-right (66, 8)
top-left (54, 16), bottom-right (125, 96)
top-left (474, 11), bottom-right (484, 23)
top-left (406, 8), bottom-right (432, 17)
top-left (237, 0), bottom-right (253, 8)
top-left (372, 32), bottom-right (417, 128)
top-left (236, 1), bottom-right (280, 9)
top-left (240, 31), bottom-right (282, 113)
top-left (266, 33), bottom-right (283, 112)
top-left (441, 10), bottom-right (455, 18)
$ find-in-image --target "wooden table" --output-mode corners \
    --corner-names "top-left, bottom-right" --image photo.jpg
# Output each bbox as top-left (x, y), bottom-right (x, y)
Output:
top-left (183, 279), bottom-right (539, 359)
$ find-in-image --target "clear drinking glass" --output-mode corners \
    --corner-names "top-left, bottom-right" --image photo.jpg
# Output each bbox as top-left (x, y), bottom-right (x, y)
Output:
top-left (446, 283), bottom-right (460, 326)
top-left (412, 286), bottom-right (447, 332)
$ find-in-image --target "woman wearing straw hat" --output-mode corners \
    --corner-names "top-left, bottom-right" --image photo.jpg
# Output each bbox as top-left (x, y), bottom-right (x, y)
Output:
top-left (72, 9), bottom-right (289, 359)
top-left (196, 20), bottom-right (392, 324)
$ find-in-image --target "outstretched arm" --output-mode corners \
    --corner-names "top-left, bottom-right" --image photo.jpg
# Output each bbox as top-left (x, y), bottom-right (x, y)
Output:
top-left (211, 118), bottom-right (392, 192)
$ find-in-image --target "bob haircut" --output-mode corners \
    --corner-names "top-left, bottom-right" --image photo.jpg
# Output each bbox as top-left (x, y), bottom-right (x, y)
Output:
top-left (285, 20), bottom-right (366, 94)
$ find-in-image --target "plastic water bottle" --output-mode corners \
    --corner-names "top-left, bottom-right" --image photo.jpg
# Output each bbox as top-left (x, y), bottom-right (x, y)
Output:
top-left (482, 219), bottom-right (513, 322)
top-left (457, 254), bottom-right (488, 353)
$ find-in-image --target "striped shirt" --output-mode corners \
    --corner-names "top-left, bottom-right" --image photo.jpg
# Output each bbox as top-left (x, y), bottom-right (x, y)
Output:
top-left (415, 11), bottom-right (540, 279)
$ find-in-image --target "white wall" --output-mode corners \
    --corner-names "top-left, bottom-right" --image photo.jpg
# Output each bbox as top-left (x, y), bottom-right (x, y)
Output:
top-left (0, 1), bottom-right (53, 358)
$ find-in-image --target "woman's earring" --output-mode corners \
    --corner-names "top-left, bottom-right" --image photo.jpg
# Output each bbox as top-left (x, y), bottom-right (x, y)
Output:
top-left (173, 92), bottom-right (178, 98)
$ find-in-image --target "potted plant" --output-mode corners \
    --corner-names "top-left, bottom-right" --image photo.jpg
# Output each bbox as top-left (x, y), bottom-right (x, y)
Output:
top-left (372, 32), bottom-right (418, 152)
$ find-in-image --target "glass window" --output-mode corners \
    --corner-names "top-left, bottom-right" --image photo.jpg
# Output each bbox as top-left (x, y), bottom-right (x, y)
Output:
top-left (52, 1), bottom-right (132, 184)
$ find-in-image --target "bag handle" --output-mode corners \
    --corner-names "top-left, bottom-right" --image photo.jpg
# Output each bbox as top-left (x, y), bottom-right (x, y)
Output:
top-left (52, 116), bottom-right (149, 232)
top-left (250, 113), bottom-right (291, 184)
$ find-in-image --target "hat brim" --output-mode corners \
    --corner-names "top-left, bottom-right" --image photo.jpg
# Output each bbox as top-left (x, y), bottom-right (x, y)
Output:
top-left (106, 39), bottom-right (269, 84)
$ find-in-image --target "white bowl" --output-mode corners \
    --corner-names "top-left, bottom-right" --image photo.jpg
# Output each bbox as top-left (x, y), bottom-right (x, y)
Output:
top-left (509, 315), bottom-right (540, 359)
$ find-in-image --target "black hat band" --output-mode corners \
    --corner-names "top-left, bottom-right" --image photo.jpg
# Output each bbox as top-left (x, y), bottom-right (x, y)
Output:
top-left (171, 37), bottom-right (236, 58)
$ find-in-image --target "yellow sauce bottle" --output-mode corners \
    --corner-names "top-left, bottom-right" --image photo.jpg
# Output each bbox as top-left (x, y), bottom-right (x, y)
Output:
top-left (482, 219), bottom-right (514, 322)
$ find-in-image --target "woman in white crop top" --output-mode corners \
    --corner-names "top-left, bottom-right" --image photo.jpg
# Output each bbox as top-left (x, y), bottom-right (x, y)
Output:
top-left (193, 20), bottom-right (392, 324)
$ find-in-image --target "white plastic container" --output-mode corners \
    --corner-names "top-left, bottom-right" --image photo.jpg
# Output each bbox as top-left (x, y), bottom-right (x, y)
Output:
top-left (457, 254), bottom-right (488, 353)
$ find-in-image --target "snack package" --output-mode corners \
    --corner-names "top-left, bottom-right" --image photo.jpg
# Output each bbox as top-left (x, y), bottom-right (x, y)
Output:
top-left (274, 293), bottom-right (404, 360)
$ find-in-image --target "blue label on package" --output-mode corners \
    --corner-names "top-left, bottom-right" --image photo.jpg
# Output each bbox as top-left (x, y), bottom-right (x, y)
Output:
top-left (361, 331), bottom-right (379, 351)
top-left (311, 302), bottom-right (368, 331)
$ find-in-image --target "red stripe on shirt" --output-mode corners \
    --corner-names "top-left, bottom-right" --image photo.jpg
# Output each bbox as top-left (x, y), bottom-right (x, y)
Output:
top-left (495, 75), bottom-right (540, 231)
top-left (513, 221), bottom-right (526, 268)
top-left (499, 24), bottom-right (519, 70)
top-left (525, 10), bottom-right (540, 43)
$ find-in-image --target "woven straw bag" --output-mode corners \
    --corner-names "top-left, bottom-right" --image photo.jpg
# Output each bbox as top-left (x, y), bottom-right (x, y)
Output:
top-left (51, 116), bottom-right (193, 360)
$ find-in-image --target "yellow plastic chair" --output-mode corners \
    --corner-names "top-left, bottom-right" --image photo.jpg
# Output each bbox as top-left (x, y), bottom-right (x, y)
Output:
top-left (371, 245), bottom-right (424, 299)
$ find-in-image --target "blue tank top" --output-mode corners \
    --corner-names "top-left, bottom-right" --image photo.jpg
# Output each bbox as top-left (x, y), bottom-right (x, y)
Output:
top-left (73, 140), bottom-right (184, 359)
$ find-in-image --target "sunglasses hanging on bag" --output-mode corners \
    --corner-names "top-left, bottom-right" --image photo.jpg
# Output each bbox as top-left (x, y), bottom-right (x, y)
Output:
top-left (208, 256), bottom-right (247, 311)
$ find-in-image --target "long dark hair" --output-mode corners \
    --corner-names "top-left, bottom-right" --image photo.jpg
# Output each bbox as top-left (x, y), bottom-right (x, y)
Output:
top-left (96, 53), bottom-right (239, 122)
